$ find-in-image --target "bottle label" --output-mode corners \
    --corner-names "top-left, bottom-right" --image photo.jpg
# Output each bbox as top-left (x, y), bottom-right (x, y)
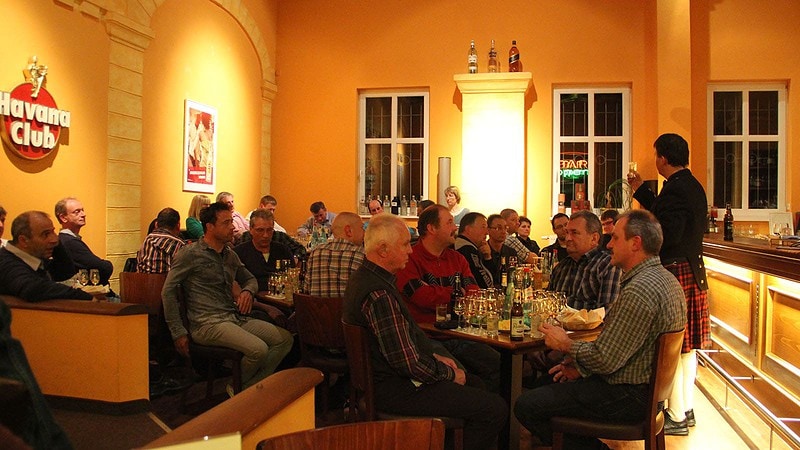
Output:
top-left (511, 316), bottom-right (525, 338)
top-left (509, 53), bottom-right (520, 64)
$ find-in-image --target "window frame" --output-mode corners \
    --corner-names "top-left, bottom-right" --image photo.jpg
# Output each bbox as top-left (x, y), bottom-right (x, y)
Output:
top-left (358, 90), bottom-right (430, 215)
top-left (551, 87), bottom-right (632, 214)
top-left (706, 83), bottom-right (787, 220)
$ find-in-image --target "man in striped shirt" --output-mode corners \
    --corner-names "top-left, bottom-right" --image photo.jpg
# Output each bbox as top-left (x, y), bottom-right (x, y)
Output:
top-left (137, 208), bottom-right (185, 274)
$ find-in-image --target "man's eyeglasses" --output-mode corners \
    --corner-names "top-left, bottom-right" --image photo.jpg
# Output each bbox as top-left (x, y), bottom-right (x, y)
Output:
top-left (489, 226), bottom-right (506, 231)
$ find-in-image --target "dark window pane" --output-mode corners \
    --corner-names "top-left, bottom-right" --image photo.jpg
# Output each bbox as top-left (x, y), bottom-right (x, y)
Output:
top-left (560, 94), bottom-right (588, 137)
top-left (713, 92), bottom-right (742, 136)
top-left (365, 97), bottom-right (391, 138)
top-left (593, 142), bottom-right (623, 208)
top-left (713, 141), bottom-right (742, 209)
top-left (594, 94), bottom-right (623, 137)
top-left (749, 91), bottom-right (779, 136)
top-left (748, 141), bottom-right (778, 209)
top-left (397, 143), bottom-right (424, 202)
top-left (364, 143), bottom-right (392, 200)
top-left (559, 142), bottom-right (589, 205)
top-left (397, 96), bottom-right (425, 138)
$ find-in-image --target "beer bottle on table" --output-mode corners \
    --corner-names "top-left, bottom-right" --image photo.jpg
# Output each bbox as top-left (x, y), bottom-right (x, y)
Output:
top-left (510, 289), bottom-right (524, 341)
top-left (723, 203), bottom-right (734, 241)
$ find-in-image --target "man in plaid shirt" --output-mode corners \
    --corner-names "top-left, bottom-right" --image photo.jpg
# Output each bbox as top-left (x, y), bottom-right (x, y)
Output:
top-left (303, 212), bottom-right (365, 297)
top-left (515, 209), bottom-right (687, 450)
top-left (547, 210), bottom-right (621, 311)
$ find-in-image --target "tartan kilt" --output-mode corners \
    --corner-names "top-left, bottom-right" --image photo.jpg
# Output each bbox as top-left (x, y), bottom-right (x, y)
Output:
top-left (664, 261), bottom-right (711, 353)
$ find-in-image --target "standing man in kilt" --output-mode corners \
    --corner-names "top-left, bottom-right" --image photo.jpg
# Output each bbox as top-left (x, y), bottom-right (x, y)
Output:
top-left (628, 133), bottom-right (709, 436)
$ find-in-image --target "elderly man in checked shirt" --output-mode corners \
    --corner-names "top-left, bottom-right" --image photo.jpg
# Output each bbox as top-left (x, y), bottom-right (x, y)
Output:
top-left (514, 209), bottom-right (687, 450)
top-left (547, 209), bottom-right (622, 311)
top-left (303, 212), bottom-right (365, 297)
top-left (343, 213), bottom-right (506, 450)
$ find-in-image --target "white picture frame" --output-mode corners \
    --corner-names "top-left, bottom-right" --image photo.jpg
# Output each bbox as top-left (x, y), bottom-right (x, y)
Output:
top-left (182, 99), bottom-right (218, 193)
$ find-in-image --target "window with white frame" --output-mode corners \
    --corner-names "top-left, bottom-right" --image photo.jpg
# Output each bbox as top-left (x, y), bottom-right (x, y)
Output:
top-left (552, 88), bottom-right (631, 213)
top-left (358, 91), bottom-right (429, 215)
top-left (708, 83), bottom-right (786, 218)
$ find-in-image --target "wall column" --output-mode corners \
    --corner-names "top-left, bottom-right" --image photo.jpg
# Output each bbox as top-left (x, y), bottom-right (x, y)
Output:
top-left (454, 73), bottom-right (532, 215)
top-left (260, 81), bottom-right (278, 196)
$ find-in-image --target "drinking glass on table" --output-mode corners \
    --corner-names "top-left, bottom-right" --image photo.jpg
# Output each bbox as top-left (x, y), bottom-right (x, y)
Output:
top-left (89, 269), bottom-right (100, 286)
top-left (452, 297), bottom-right (465, 330)
top-left (463, 295), bottom-right (477, 334)
top-left (474, 298), bottom-right (487, 336)
top-left (78, 269), bottom-right (89, 286)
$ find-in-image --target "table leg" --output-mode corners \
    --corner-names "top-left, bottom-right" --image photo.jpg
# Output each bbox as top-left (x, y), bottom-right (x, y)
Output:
top-left (499, 352), bottom-right (523, 450)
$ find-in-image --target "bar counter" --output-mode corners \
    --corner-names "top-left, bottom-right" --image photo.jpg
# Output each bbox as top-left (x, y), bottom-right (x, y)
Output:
top-left (701, 233), bottom-right (800, 446)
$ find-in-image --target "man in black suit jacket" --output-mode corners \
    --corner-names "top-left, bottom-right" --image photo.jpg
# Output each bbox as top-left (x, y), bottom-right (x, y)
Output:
top-left (55, 197), bottom-right (114, 286)
top-left (0, 211), bottom-right (92, 301)
top-left (629, 133), bottom-right (709, 435)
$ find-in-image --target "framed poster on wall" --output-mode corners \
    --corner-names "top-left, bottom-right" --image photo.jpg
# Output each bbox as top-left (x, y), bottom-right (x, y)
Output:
top-left (183, 99), bottom-right (217, 193)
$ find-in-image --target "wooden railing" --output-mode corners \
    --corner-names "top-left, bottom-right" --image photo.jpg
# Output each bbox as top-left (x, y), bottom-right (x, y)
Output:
top-left (145, 367), bottom-right (323, 449)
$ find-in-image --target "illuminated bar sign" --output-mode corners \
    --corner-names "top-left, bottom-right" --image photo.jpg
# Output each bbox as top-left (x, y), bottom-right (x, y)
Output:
top-left (560, 158), bottom-right (588, 179)
top-left (0, 56), bottom-right (71, 160)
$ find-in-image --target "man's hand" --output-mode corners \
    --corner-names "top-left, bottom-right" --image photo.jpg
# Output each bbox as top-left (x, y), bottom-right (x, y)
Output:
top-left (174, 335), bottom-right (190, 358)
top-left (236, 290), bottom-right (254, 314)
top-left (541, 322), bottom-right (572, 353)
top-left (627, 170), bottom-right (643, 191)
top-left (477, 240), bottom-right (492, 259)
top-left (548, 356), bottom-right (581, 383)
top-left (452, 367), bottom-right (467, 385)
top-left (434, 353), bottom-right (459, 371)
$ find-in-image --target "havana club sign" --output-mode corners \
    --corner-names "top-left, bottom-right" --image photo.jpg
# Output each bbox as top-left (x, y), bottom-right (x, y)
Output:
top-left (0, 56), bottom-right (71, 160)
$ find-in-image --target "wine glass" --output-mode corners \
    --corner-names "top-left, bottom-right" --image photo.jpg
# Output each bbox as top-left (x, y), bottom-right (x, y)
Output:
top-left (463, 296), bottom-right (477, 334)
top-left (474, 299), bottom-right (487, 336)
top-left (89, 269), bottom-right (100, 286)
top-left (452, 297), bottom-right (465, 330)
top-left (78, 269), bottom-right (89, 286)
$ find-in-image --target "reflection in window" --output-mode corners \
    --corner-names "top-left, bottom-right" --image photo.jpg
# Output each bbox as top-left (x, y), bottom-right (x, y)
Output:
top-left (359, 92), bottom-right (429, 213)
top-left (554, 88), bottom-right (630, 214)
top-left (709, 85), bottom-right (785, 215)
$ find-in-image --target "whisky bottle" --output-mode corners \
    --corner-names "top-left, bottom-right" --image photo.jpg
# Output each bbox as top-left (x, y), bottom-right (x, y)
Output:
top-left (509, 40), bottom-right (522, 72)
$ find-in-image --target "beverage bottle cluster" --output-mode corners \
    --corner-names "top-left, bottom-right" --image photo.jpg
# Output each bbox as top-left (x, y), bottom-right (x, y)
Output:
top-left (467, 40), bottom-right (522, 73)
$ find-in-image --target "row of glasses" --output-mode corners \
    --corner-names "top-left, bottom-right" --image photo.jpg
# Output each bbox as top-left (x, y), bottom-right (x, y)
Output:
top-left (454, 288), bottom-right (504, 336)
top-left (77, 268), bottom-right (100, 286)
top-left (528, 290), bottom-right (568, 337)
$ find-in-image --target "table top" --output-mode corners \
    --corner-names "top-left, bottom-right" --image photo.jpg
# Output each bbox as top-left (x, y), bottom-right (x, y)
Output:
top-left (418, 322), bottom-right (601, 353)
top-left (255, 291), bottom-right (294, 309)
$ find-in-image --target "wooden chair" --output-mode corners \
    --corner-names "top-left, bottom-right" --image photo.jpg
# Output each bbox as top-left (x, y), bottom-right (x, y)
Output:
top-left (342, 320), bottom-right (464, 450)
top-left (293, 293), bottom-right (349, 414)
top-left (119, 271), bottom-right (167, 315)
top-left (176, 288), bottom-right (244, 400)
top-left (256, 418), bottom-right (445, 450)
top-left (550, 328), bottom-right (685, 450)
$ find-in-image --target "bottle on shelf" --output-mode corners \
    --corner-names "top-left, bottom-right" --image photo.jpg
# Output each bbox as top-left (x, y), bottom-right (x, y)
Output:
top-left (450, 272), bottom-right (463, 324)
top-left (468, 40), bottom-right (478, 74)
top-left (488, 39), bottom-right (498, 73)
top-left (391, 195), bottom-right (399, 215)
top-left (510, 288), bottom-right (524, 341)
top-left (508, 40), bottom-right (522, 72)
top-left (383, 195), bottom-right (390, 210)
top-left (410, 195), bottom-right (418, 216)
top-left (723, 203), bottom-right (734, 241)
top-left (359, 196), bottom-right (366, 215)
top-left (401, 195), bottom-right (409, 216)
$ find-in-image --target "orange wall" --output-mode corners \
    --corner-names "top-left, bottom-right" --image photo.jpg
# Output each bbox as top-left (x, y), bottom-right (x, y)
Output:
top-left (273, 0), bottom-right (653, 238)
top-left (141, 0), bottom-right (271, 234)
top-left (1, 0), bottom-right (110, 254)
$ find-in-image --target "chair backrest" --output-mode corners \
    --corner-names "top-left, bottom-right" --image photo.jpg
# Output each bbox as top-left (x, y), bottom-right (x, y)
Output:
top-left (648, 328), bottom-right (686, 420)
top-left (293, 293), bottom-right (346, 350)
top-left (256, 418), bottom-right (445, 450)
top-left (342, 320), bottom-right (377, 421)
top-left (119, 272), bottom-right (167, 315)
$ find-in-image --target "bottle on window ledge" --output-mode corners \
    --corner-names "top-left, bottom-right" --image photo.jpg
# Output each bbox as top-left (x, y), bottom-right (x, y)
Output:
top-left (508, 40), bottom-right (522, 72)
top-left (391, 196), bottom-right (399, 215)
top-left (468, 40), bottom-right (478, 74)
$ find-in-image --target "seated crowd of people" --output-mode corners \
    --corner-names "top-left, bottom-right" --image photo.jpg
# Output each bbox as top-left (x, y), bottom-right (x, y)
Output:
top-left (0, 134), bottom-right (702, 450)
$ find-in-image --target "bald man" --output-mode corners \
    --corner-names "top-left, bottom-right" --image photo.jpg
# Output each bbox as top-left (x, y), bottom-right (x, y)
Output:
top-left (303, 212), bottom-right (366, 297)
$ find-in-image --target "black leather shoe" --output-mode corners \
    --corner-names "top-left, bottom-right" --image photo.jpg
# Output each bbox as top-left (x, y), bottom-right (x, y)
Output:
top-left (685, 409), bottom-right (696, 427)
top-left (664, 415), bottom-right (689, 436)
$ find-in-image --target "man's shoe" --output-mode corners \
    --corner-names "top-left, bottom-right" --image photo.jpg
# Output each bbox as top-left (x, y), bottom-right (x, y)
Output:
top-left (663, 415), bottom-right (689, 436)
top-left (685, 409), bottom-right (696, 427)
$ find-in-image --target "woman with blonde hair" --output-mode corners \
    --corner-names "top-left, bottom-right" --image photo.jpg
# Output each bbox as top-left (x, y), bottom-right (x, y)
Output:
top-left (444, 185), bottom-right (469, 226)
top-left (186, 194), bottom-right (210, 239)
